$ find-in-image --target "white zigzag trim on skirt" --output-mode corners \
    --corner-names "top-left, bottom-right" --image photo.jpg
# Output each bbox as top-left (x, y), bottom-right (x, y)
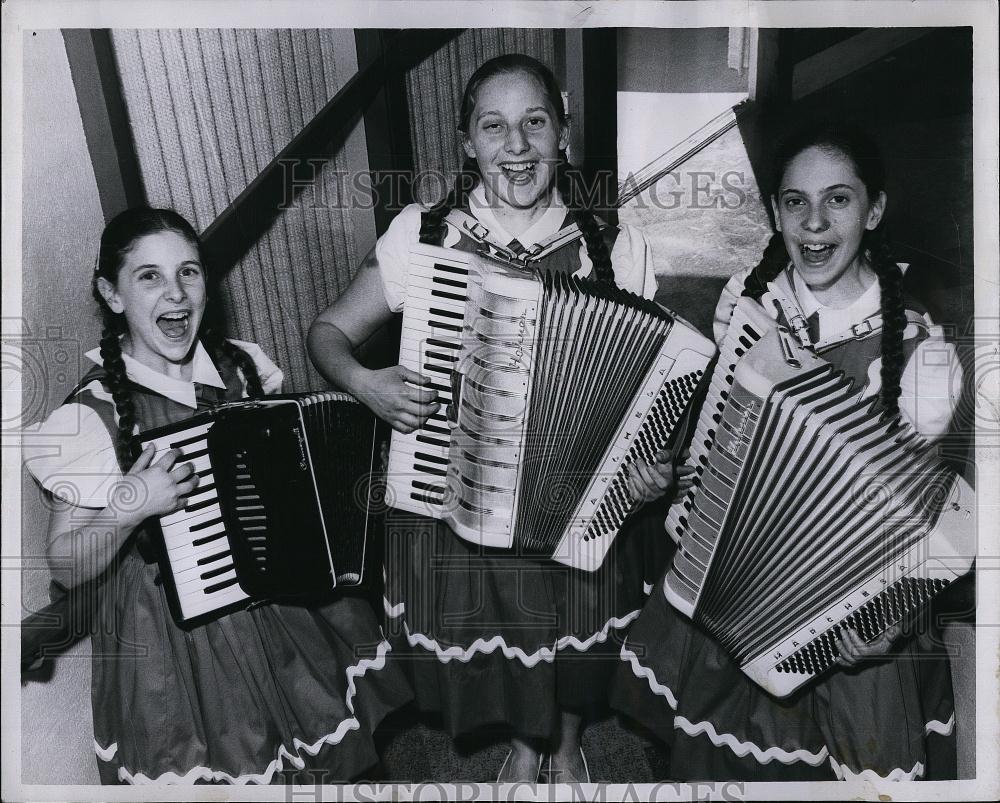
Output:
top-left (620, 638), bottom-right (680, 708)
top-left (556, 609), bottom-right (640, 652)
top-left (94, 639), bottom-right (394, 785)
top-left (674, 715), bottom-right (829, 766)
top-left (384, 595), bottom-right (404, 618)
top-left (400, 611), bottom-right (640, 668)
top-left (925, 714), bottom-right (955, 736)
top-left (620, 638), bottom-right (828, 766)
top-left (830, 759), bottom-right (924, 782)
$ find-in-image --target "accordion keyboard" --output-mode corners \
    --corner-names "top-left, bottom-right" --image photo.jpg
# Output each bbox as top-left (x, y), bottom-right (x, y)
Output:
top-left (142, 421), bottom-right (251, 621)
top-left (387, 245), bottom-right (480, 517)
top-left (665, 297), bottom-right (773, 543)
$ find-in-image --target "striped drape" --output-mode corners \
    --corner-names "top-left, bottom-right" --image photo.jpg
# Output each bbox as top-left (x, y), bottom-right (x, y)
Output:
top-left (404, 29), bottom-right (557, 201)
top-left (111, 29), bottom-right (366, 391)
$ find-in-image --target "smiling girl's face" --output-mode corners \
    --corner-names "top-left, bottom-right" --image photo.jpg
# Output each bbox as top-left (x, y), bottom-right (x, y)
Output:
top-left (462, 70), bottom-right (568, 212)
top-left (773, 145), bottom-right (887, 301)
top-left (98, 230), bottom-right (206, 375)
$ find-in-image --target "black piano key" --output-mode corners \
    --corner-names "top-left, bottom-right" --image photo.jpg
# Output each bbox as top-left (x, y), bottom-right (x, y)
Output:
top-left (203, 576), bottom-right (241, 595)
top-left (429, 307), bottom-right (463, 321)
top-left (430, 321), bottom-right (463, 334)
top-left (192, 529), bottom-right (227, 547)
top-left (200, 563), bottom-right (234, 581)
top-left (431, 289), bottom-right (468, 302)
top-left (169, 433), bottom-right (208, 450)
top-left (427, 338), bottom-right (461, 350)
top-left (432, 276), bottom-right (468, 289)
top-left (416, 434), bottom-right (450, 448)
top-left (197, 550), bottom-right (231, 567)
top-left (432, 262), bottom-right (469, 276)
top-left (190, 515), bottom-right (225, 532)
top-left (185, 496), bottom-right (219, 513)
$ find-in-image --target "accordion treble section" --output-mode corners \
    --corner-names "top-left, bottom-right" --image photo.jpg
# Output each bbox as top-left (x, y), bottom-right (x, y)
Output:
top-left (663, 324), bottom-right (976, 697)
top-left (387, 243), bottom-right (716, 571)
top-left (139, 393), bottom-right (378, 628)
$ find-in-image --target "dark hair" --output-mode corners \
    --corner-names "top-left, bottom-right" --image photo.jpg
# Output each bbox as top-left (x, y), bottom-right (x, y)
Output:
top-left (418, 54), bottom-right (615, 285)
top-left (744, 122), bottom-right (905, 416)
top-left (93, 207), bottom-right (264, 468)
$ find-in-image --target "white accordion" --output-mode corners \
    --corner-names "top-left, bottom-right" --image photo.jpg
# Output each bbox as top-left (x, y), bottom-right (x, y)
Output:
top-left (386, 243), bottom-right (716, 571)
top-left (664, 299), bottom-right (976, 697)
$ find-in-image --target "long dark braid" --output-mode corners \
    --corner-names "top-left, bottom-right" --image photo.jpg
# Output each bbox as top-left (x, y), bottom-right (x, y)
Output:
top-left (201, 326), bottom-right (265, 399)
top-left (419, 158), bottom-right (480, 246)
top-left (94, 301), bottom-right (141, 468)
top-left (555, 154), bottom-right (615, 285)
top-left (744, 121), bottom-right (906, 414)
top-left (866, 229), bottom-right (906, 417)
top-left (742, 232), bottom-right (790, 299)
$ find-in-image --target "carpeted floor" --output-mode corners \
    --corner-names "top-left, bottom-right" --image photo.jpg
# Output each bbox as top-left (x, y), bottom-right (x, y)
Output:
top-left (372, 707), bottom-right (669, 783)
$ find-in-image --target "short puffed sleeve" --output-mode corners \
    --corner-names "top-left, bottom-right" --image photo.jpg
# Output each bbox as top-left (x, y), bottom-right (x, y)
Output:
top-left (227, 338), bottom-right (284, 395)
top-left (373, 204), bottom-right (428, 314)
top-left (576, 222), bottom-right (658, 300)
top-left (22, 399), bottom-right (122, 509)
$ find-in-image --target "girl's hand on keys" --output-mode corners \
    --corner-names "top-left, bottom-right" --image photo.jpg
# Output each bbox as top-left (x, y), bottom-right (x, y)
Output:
top-left (358, 365), bottom-right (440, 433)
top-left (836, 623), bottom-right (903, 668)
top-left (116, 445), bottom-right (200, 518)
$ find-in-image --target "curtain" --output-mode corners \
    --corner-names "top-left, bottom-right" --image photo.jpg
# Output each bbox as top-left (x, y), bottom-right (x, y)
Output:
top-left (111, 29), bottom-right (366, 391)
top-left (404, 28), bottom-right (557, 202)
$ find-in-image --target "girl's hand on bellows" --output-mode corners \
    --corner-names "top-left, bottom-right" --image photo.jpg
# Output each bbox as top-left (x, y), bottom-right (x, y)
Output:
top-left (117, 445), bottom-right (200, 519)
top-left (359, 365), bottom-right (440, 433)
top-left (626, 450), bottom-right (675, 505)
top-left (835, 623), bottom-right (903, 668)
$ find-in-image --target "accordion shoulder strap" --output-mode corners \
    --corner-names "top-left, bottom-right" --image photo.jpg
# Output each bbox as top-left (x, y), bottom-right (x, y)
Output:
top-left (438, 208), bottom-right (601, 266)
top-left (766, 268), bottom-right (928, 353)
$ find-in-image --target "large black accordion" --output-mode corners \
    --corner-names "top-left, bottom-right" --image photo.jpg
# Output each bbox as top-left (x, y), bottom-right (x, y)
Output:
top-left (386, 243), bottom-right (716, 571)
top-left (664, 300), bottom-right (976, 697)
top-left (139, 393), bottom-right (378, 628)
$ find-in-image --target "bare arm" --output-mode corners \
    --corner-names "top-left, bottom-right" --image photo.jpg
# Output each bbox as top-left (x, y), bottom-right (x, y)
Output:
top-left (45, 446), bottom-right (196, 587)
top-left (308, 247), bottom-right (439, 432)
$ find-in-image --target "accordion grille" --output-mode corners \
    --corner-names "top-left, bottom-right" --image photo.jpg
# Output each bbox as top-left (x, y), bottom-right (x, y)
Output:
top-left (513, 272), bottom-right (672, 552)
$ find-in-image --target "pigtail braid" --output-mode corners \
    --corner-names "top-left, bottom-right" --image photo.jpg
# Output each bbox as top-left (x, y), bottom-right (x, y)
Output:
top-left (202, 328), bottom-right (265, 399)
top-left (866, 232), bottom-right (906, 417)
top-left (742, 232), bottom-right (790, 299)
top-left (555, 156), bottom-right (615, 286)
top-left (419, 159), bottom-right (481, 246)
top-left (98, 323), bottom-right (141, 469)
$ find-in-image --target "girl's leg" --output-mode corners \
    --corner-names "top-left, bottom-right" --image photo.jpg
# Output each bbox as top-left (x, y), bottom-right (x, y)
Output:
top-left (547, 710), bottom-right (589, 782)
top-left (499, 734), bottom-right (544, 782)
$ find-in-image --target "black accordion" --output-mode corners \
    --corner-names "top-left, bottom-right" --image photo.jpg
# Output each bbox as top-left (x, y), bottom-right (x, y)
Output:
top-left (664, 302), bottom-right (976, 697)
top-left (387, 243), bottom-right (716, 571)
top-left (139, 393), bottom-right (378, 628)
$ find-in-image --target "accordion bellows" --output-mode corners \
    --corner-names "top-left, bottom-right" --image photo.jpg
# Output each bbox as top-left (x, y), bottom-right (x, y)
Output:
top-left (140, 394), bottom-right (377, 628)
top-left (387, 244), bottom-right (715, 571)
top-left (664, 302), bottom-right (976, 697)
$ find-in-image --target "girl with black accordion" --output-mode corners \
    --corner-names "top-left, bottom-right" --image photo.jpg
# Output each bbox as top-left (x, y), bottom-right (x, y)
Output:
top-left (22, 208), bottom-right (412, 784)
top-left (612, 122), bottom-right (965, 782)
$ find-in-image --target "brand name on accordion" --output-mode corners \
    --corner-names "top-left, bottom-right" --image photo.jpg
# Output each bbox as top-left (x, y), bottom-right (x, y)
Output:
top-left (510, 309), bottom-right (529, 368)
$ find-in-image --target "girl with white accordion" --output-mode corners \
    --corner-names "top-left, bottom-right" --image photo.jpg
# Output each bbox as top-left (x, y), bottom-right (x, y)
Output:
top-left (612, 123), bottom-right (964, 781)
top-left (309, 54), bottom-right (676, 782)
top-left (23, 208), bottom-right (412, 784)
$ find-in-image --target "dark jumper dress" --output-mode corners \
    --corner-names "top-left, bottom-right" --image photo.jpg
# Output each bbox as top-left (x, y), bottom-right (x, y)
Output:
top-left (382, 210), bottom-right (671, 742)
top-left (68, 351), bottom-right (411, 784)
top-left (611, 287), bottom-right (958, 781)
